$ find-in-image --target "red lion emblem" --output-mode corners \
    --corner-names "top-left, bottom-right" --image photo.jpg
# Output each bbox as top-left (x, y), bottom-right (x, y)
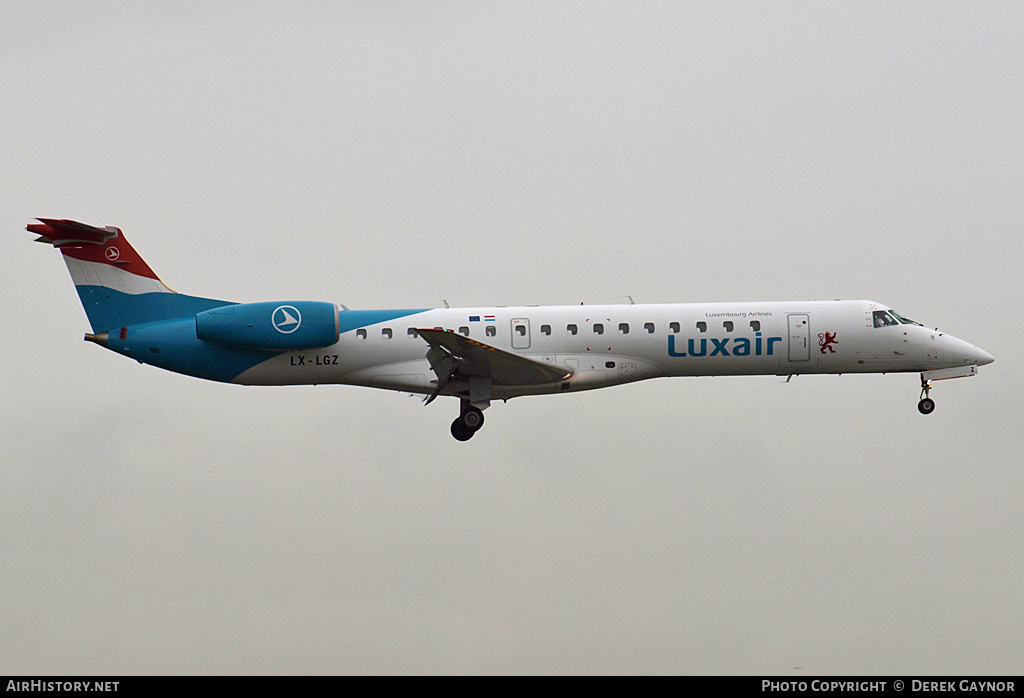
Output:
top-left (818, 332), bottom-right (839, 354)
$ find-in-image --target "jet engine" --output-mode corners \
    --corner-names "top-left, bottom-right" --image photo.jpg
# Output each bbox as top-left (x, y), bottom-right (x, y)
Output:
top-left (196, 301), bottom-right (339, 350)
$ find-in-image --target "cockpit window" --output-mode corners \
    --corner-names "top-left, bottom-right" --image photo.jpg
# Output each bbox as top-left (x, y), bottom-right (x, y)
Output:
top-left (890, 311), bottom-right (922, 326)
top-left (872, 310), bottom-right (900, 328)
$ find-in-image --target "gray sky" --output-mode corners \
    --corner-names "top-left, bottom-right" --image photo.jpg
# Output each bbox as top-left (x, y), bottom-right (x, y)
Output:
top-left (2, 1), bottom-right (1022, 674)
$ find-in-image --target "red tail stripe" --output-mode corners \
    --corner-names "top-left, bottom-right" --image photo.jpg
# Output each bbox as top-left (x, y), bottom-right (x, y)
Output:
top-left (29, 219), bottom-right (162, 282)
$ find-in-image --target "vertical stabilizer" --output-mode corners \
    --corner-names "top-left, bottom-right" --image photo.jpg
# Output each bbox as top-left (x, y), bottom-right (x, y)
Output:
top-left (28, 219), bottom-right (229, 332)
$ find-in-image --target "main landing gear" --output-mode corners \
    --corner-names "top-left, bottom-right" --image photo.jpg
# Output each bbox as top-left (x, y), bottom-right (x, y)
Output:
top-left (918, 373), bottom-right (936, 415)
top-left (450, 400), bottom-right (486, 441)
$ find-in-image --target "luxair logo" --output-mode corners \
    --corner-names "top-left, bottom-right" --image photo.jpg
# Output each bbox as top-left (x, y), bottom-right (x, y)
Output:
top-left (272, 305), bottom-right (302, 334)
top-left (668, 332), bottom-right (783, 357)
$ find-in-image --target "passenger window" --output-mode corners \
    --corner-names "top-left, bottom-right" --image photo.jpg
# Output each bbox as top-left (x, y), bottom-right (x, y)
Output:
top-left (356, 329), bottom-right (367, 339)
top-left (459, 326), bottom-right (469, 336)
top-left (669, 322), bottom-right (680, 334)
top-left (594, 323), bottom-right (604, 335)
top-left (567, 324), bottom-right (578, 335)
top-left (644, 322), bottom-right (655, 334)
top-left (723, 321), bottom-right (733, 332)
top-left (541, 324), bottom-right (551, 335)
top-left (382, 328), bottom-right (393, 339)
top-left (750, 321), bottom-right (760, 332)
top-left (408, 328), bottom-right (418, 338)
top-left (696, 322), bottom-right (707, 332)
top-left (619, 323), bottom-right (629, 334)
top-left (486, 325), bottom-right (496, 337)
top-left (515, 325), bottom-right (526, 336)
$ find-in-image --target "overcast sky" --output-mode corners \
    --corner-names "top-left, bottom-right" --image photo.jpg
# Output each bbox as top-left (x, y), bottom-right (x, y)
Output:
top-left (2, 1), bottom-right (1022, 674)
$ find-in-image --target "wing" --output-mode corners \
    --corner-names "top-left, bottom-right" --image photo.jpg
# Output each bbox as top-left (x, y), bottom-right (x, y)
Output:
top-left (416, 328), bottom-right (573, 404)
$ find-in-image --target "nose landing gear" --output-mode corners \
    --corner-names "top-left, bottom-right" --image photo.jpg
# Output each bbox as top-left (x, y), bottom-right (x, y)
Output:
top-left (918, 374), bottom-right (936, 415)
top-left (915, 365), bottom-right (982, 415)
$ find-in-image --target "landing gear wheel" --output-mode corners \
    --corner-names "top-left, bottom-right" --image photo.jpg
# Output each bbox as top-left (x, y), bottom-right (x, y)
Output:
top-left (461, 406), bottom-right (485, 431)
top-left (451, 419), bottom-right (475, 441)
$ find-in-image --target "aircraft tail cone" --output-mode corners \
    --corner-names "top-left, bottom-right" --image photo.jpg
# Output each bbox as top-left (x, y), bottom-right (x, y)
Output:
top-left (84, 332), bottom-right (108, 347)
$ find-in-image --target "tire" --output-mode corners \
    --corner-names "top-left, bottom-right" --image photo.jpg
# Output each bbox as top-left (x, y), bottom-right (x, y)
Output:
top-left (918, 398), bottom-right (936, 415)
top-left (451, 419), bottom-right (475, 441)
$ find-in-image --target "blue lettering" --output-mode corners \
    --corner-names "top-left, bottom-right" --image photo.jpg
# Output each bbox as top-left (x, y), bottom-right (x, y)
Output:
top-left (668, 335), bottom-right (686, 357)
top-left (667, 330), bottom-right (783, 359)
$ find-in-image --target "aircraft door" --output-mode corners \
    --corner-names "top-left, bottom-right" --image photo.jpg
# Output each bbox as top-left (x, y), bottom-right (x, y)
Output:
top-left (788, 314), bottom-right (810, 362)
top-left (511, 318), bottom-right (531, 349)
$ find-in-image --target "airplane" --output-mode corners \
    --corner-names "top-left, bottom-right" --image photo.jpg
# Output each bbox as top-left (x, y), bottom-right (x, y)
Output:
top-left (28, 218), bottom-right (994, 441)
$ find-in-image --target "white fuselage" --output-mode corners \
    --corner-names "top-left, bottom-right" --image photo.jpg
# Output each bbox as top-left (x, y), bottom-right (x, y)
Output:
top-left (234, 300), bottom-right (992, 399)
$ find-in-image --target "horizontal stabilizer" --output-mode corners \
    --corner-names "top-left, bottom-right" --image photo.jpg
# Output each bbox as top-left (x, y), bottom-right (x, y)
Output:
top-left (27, 218), bottom-right (120, 246)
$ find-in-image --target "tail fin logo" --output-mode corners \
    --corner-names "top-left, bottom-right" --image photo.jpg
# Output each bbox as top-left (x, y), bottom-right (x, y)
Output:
top-left (272, 305), bottom-right (302, 334)
top-left (104, 246), bottom-right (120, 261)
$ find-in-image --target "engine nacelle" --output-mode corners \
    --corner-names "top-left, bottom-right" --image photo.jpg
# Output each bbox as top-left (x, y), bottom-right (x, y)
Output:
top-left (196, 301), bottom-right (340, 350)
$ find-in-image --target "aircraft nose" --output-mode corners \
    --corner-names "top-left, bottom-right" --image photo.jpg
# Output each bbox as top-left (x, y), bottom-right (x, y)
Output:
top-left (976, 347), bottom-right (995, 366)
